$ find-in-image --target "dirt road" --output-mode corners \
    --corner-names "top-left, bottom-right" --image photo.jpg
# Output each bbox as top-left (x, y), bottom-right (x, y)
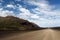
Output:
top-left (0, 29), bottom-right (60, 40)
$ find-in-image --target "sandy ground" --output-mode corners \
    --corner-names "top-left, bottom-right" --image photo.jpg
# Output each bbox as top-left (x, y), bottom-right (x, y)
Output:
top-left (0, 29), bottom-right (60, 40)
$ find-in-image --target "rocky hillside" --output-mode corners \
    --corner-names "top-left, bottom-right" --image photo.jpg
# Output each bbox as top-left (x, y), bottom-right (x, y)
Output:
top-left (0, 16), bottom-right (42, 30)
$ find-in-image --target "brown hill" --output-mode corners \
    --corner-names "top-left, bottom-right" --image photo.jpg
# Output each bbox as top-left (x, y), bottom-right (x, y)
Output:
top-left (0, 16), bottom-right (42, 30)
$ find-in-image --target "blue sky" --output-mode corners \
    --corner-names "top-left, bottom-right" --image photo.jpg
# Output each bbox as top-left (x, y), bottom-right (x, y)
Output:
top-left (0, 0), bottom-right (60, 27)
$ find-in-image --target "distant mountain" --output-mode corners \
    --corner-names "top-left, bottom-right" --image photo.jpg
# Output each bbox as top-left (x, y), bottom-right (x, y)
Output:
top-left (0, 16), bottom-right (42, 30)
top-left (50, 27), bottom-right (60, 30)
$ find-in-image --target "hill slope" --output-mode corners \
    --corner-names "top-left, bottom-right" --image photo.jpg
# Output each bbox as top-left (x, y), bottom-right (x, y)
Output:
top-left (0, 16), bottom-right (41, 30)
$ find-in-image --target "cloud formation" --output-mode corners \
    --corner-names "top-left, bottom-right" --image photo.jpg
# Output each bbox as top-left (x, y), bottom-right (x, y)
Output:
top-left (0, 0), bottom-right (60, 27)
top-left (22, 0), bottom-right (60, 27)
top-left (0, 8), bottom-right (15, 17)
top-left (6, 4), bottom-right (15, 8)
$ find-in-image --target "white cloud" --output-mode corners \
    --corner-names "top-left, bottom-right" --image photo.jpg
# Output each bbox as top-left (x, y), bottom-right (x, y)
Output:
top-left (16, 5), bottom-right (33, 19)
top-left (0, 8), bottom-right (15, 17)
top-left (6, 4), bottom-right (15, 9)
top-left (31, 15), bottom-right (40, 19)
top-left (22, 0), bottom-right (60, 27)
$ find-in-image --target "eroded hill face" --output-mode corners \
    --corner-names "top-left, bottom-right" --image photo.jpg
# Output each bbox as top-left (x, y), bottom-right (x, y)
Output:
top-left (0, 16), bottom-right (41, 30)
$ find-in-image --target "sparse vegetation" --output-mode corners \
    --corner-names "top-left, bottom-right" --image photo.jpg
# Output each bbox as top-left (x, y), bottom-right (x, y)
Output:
top-left (0, 16), bottom-right (41, 30)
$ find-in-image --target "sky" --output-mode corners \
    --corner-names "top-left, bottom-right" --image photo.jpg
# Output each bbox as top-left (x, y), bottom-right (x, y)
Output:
top-left (0, 0), bottom-right (60, 27)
